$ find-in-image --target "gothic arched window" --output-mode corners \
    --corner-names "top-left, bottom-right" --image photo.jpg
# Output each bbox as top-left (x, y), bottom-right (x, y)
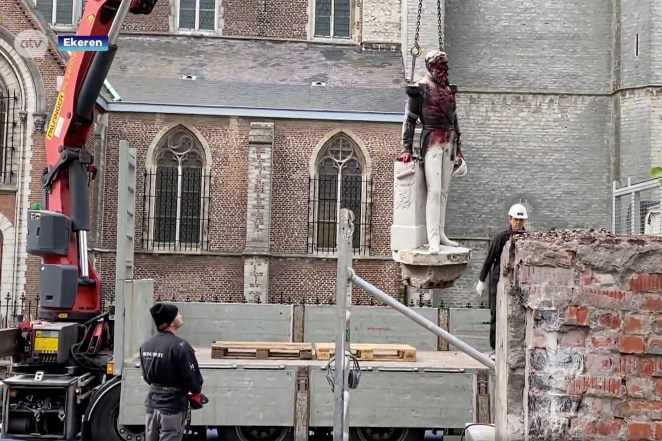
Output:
top-left (308, 134), bottom-right (372, 254)
top-left (143, 127), bottom-right (210, 251)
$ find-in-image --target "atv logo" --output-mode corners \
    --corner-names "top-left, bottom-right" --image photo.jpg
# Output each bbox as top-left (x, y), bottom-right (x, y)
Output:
top-left (14, 30), bottom-right (49, 59)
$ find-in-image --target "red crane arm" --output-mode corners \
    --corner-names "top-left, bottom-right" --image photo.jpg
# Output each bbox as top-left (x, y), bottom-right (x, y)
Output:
top-left (32, 0), bottom-right (158, 322)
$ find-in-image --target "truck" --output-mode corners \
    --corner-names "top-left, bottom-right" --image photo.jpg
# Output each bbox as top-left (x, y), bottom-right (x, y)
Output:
top-left (0, 0), bottom-right (496, 438)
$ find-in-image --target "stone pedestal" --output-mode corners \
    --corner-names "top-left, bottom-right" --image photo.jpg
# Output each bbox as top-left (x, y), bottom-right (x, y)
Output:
top-left (394, 245), bottom-right (471, 289)
top-left (390, 160), bottom-right (471, 290)
top-left (391, 160), bottom-right (427, 257)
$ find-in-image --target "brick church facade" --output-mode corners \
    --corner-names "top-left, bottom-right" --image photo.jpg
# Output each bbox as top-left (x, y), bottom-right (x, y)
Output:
top-left (0, 0), bottom-right (646, 313)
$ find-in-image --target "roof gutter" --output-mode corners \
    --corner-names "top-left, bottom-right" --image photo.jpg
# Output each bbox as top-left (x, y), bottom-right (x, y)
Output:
top-left (103, 80), bottom-right (122, 101)
top-left (94, 101), bottom-right (403, 122)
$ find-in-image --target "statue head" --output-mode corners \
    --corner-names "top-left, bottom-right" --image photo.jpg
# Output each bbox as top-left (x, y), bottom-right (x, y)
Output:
top-left (425, 50), bottom-right (449, 85)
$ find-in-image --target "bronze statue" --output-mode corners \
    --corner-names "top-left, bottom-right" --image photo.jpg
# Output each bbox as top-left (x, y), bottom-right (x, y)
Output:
top-left (398, 50), bottom-right (466, 253)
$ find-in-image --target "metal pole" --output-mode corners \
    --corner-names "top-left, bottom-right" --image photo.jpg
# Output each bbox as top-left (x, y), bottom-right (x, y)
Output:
top-left (333, 208), bottom-right (354, 441)
top-left (348, 269), bottom-right (496, 372)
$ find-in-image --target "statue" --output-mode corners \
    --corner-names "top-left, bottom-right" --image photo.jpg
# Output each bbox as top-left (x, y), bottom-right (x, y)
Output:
top-left (398, 50), bottom-right (467, 253)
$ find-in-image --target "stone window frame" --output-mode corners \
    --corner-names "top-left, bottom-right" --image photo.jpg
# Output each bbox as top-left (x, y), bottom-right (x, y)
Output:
top-left (142, 123), bottom-right (213, 253)
top-left (307, 129), bottom-right (373, 256)
top-left (308, 0), bottom-right (353, 41)
top-left (174, 0), bottom-right (219, 34)
top-left (33, 0), bottom-right (83, 31)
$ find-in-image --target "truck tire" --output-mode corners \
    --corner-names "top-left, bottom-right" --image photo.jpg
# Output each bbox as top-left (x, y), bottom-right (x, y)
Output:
top-left (350, 427), bottom-right (425, 441)
top-left (219, 426), bottom-right (294, 441)
top-left (86, 379), bottom-right (146, 441)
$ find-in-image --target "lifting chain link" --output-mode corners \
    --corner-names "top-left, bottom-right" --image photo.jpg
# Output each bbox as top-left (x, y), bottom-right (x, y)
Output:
top-left (409, 0), bottom-right (423, 83)
top-left (437, 0), bottom-right (443, 50)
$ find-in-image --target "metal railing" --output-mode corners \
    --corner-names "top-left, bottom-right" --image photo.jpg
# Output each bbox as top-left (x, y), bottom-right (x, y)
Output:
top-left (613, 177), bottom-right (662, 236)
top-left (141, 167), bottom-right (212, 252)
top-left (330, 208), bottom-right (495, 441)
top-left (307, 175), bottom-right (373, 256)
top-left (0, 90), bottom-right (17, 185)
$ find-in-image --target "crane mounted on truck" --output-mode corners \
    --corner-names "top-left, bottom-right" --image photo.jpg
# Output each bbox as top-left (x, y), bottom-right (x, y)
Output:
top-left (0, 0), bottom-right (159, 438)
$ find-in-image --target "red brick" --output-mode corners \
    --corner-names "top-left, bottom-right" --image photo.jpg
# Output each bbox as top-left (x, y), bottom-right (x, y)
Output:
top-left (518, 265), bottom-right (575, 285)
top-left (560, 329), bottom-right (586, 347)
top-left (628, 421), bottom-right (653, 440)
top-left (613, 355), bottom-right (638, 375)
top-left (648, 337), bottom-right (662, 356)
top-left (590, 331), bottom-right (617, 350)
top-left (596, 311), bottom-right (622, 329)
top-left (582, 286), bottom-right (626, 309)
top-left (585, 354), bottom-right (614, 373)
top-left (597, 419), bottom-right (623, 436)
top-left (641, 295), bottom-right (662, 312)
top-left (630, 273), bottom-right (662, 292)
top-left (656, 379), bottom-right (662, 397)
top-left (656, 423), bottom-right (662, 441)
top-left (566, 306), bottom-right (589, 326)
top-left (582, 396), bottom-right (615, 415)
top-left (615, 400), bottom-right (662, 418)
top-left (566, 375), bottom-right (623, 397)
top-left (617, 355), bottom-right (662, 377)
top-left (625, 314), bottom-right (653, 334)
top-left (620, 335), bottom-right (646, 354)
top-left (655, 318), bottom-right (662, 334)
top-left (626, 377), bottom-right (653, 399)
top-left (570, 418), bottom-right (597, 437)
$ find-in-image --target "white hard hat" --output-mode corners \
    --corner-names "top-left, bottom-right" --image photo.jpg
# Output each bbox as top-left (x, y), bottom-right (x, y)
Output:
top-left (508, 203), bottom-right (528, 219)
top-left (452, 158), bottom-right (467, 178)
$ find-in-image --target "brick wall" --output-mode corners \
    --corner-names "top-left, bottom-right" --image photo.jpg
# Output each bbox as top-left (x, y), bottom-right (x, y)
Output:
top-left (495, 229), bottom-right (662, 441)
top-left (93, 114), bottom-right (409, 303)
top-left (221, 0), bottom-right (308, 39)
top-left (121, 0), bottom-right (171, 32)
top-left (0, 2), bottom-right (65, 304)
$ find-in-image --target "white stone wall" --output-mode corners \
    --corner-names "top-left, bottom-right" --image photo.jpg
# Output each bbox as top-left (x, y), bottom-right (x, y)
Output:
top-left (361, 0), bottom-right (401, 43)
top-left (0, 33), bottom-right (39, 306)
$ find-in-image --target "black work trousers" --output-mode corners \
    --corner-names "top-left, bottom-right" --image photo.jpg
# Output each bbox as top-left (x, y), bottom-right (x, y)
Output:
top-left (488, 277), bottom-right (498, 351)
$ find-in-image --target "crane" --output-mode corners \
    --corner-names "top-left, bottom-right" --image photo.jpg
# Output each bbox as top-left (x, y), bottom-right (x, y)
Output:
top-left (0, 0), bottom-right (158, 438)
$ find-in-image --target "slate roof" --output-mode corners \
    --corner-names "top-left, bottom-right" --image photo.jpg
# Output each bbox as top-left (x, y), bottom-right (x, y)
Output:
top-left (102, 35), bottom-right (407, 114)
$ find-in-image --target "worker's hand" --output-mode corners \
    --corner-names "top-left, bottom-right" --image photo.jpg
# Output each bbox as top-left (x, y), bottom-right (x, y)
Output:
top-left (188, 392), bottom-right (209, 410)
top-left (476, 281), bottom-right (486, 296)
top-left (398, 152), bottom-right (411, 163)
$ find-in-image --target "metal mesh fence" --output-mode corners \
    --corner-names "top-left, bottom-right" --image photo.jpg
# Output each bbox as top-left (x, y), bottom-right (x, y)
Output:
top-left (613, 177), bottom-right (662, 236)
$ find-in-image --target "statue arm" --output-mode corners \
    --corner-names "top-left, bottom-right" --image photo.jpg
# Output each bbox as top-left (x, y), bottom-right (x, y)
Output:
top-left (401, 85), bottom-right (423, 155)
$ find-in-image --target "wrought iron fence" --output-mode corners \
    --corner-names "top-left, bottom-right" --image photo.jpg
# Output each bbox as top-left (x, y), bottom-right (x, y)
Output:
top-left (0, 90), bottom-right (17, 185)
top-left (307, 175), bottom-right (373, 255)
top-left (142, 167), bottom-right (212, 251)
top-left (0, 293), bottom-right (38, 328)
top-left (613, 177), bottom-right (662, 236)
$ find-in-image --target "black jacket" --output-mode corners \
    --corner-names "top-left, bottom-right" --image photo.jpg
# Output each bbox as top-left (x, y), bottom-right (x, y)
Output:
top-left (479, 226), bottom-right (525, 295)
top-left (139, 331), bottom-right (204, 413)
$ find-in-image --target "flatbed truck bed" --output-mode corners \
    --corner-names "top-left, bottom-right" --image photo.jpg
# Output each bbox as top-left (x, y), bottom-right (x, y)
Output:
top-left (188, 347), bottom-right (486, 369)
top-left (117, 347), bottom-right (491, 441)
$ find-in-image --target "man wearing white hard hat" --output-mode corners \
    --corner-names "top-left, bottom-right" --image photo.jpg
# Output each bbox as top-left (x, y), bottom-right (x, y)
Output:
top-left (476, 204), bottom-right (528, 360)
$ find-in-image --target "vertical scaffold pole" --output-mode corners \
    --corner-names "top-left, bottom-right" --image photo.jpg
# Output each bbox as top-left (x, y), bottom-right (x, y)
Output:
top-left (333, 208), bottom-right (355, 441)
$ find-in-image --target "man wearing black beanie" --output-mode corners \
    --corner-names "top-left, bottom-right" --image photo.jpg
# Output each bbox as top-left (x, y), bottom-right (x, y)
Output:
top-left (139, 303), bottom-right (205, 440)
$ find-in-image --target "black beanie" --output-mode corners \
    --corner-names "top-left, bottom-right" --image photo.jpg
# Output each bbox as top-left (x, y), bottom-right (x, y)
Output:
top-left (150, 303), bottom-right (178, 328)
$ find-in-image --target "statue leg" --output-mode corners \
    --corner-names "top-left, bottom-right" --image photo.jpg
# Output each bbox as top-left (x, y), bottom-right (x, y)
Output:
top-left (424, 145), bottom-right (443, 253)
top-left (437, 141), bottom-right (458, 247)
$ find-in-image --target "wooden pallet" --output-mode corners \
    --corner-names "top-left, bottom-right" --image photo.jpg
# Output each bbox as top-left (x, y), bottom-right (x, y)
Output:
top-left (314, 343), bottom-right (416, 362)
top-left (211, 341), bottom-right (314, 360)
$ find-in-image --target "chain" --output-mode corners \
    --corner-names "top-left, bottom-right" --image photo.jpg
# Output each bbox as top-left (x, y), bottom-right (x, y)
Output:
top-left (409, 0), bottom-right (423, 82)
top-left (437, 0), bottom-right (443, 50)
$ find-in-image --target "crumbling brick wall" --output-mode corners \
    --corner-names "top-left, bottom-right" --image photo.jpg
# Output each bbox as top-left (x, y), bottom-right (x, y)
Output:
top-left (495, 229), bottom-right (662, 441)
